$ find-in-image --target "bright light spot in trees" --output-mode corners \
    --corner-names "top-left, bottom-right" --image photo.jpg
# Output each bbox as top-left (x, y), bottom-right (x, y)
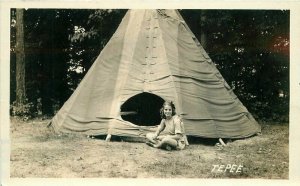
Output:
top-left (75, 66), bottom-right (84, 73)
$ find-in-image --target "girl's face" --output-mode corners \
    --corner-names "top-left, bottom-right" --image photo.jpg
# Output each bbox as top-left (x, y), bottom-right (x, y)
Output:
top-left (163, 105), bottom-right (173, 118)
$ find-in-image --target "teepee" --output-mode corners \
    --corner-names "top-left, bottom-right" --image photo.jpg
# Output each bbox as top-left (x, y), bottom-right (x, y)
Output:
top-left (50, 9), bottom-right (261, 139)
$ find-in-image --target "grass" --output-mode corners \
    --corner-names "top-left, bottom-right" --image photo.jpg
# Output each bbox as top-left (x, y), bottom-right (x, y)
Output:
top-left (10, 117), bottom-right (288, 178)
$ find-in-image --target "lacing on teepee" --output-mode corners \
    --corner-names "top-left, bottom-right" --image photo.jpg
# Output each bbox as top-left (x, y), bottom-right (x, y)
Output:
top-left (157, 9), bottom-right (169, 18)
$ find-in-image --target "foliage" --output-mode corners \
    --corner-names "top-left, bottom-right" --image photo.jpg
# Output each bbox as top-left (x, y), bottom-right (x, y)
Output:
top-left (11, 99), bottom-right (35, 119)
top-left (67, 9), bottom-right (126, 90)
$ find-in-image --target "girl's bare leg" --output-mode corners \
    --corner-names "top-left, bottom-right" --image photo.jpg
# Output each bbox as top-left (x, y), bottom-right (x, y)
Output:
top-left (146, 133), bottom-right (158, 144)
top-left (153, 137), bottom-right (177, 149)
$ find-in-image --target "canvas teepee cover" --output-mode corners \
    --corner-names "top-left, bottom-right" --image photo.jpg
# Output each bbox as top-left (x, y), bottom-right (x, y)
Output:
top-left (50, 9), bottom-right (261, 138)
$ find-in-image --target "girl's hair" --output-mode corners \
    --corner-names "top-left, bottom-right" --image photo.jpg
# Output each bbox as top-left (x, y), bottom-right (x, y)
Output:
top-left (160, 101), bottom-right (176, 119)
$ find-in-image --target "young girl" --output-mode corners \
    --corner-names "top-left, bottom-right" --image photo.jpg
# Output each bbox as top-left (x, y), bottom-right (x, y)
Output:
top-left (146, 101), bottom-right (188, 150)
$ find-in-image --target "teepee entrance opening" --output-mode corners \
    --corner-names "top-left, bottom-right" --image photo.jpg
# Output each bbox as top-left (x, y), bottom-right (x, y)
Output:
top-left (120, 92), bottom-right (164, 126)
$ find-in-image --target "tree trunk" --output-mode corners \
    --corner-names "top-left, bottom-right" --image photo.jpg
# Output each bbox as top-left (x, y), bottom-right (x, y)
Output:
top-left (40, 10), bottom-right (55, 116)
top-left (15, 9), bottom-right (26, 105)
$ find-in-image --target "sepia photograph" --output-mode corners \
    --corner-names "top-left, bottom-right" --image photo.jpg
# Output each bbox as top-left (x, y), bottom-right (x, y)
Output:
top-left (1, 0), bottom-right (300, 186)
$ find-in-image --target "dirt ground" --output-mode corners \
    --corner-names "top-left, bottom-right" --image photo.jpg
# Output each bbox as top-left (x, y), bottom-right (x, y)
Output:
top-left (10, 118), bottom-right (288, 178)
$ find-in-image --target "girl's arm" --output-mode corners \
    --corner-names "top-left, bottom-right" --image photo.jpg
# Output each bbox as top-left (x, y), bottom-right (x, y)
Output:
top-left (153, 119), bottom-right (165, 139)
top-left (166, 133), bottom-right (183, 140)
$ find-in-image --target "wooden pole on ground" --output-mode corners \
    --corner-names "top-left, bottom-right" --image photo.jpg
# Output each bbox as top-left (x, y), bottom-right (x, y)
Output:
top-left (219, 138), bottom-right (227, 146)
top-left (105, 134), bottom-right (112, 141)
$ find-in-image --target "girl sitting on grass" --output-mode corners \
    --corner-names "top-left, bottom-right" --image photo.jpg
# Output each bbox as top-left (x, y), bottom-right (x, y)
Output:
top-left (146, 101), bottom-right (189, 150)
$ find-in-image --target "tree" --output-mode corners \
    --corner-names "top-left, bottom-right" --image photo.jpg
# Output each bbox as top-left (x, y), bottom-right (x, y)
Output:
top-left (68, 9), bottom-right (127, 90)
top-left (15, 9), bottom-right (26, 105)
top-left (12, 9), bottom-right (33, 117)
